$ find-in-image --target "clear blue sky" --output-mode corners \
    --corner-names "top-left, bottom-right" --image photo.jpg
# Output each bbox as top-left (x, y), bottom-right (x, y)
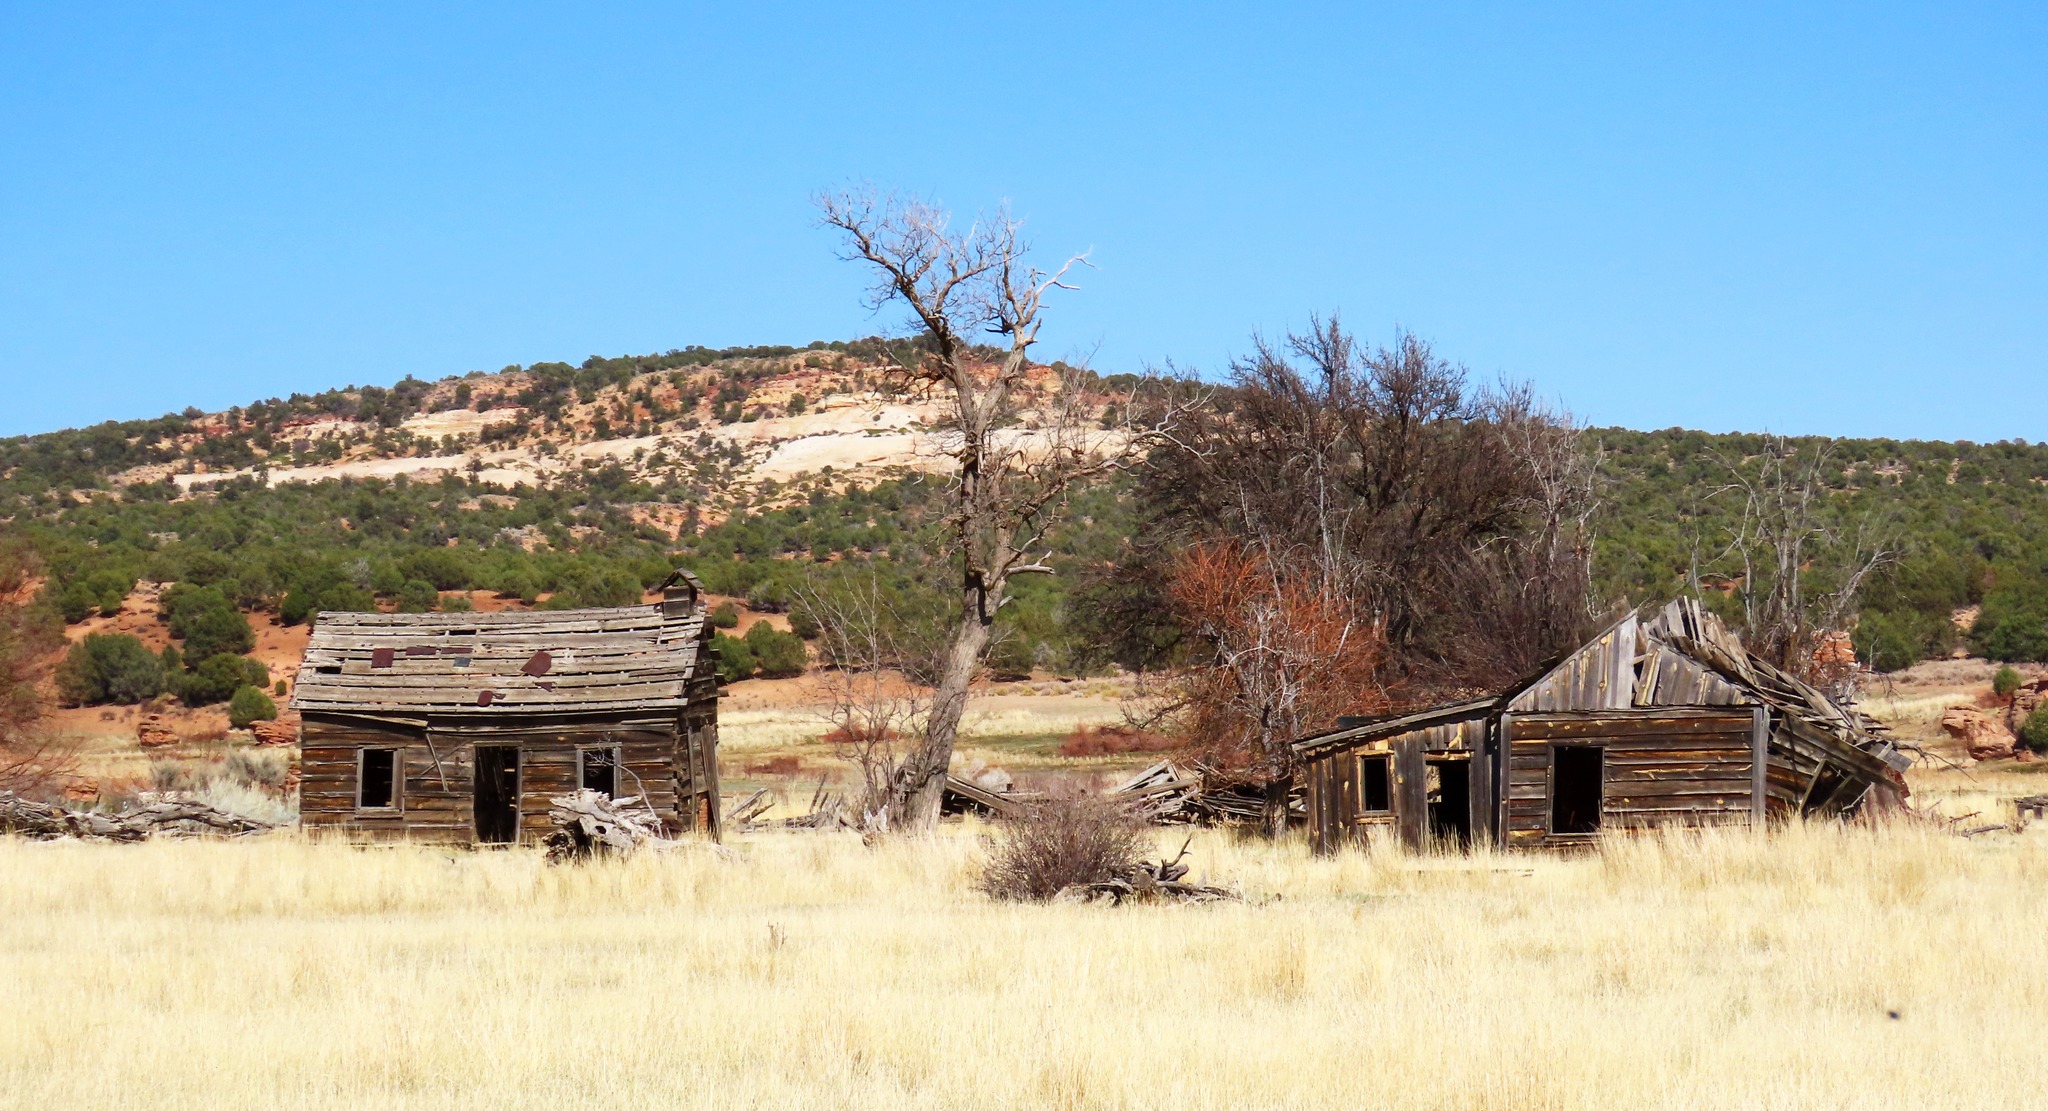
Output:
top-left (2, 2), bottom-right (2041, 441)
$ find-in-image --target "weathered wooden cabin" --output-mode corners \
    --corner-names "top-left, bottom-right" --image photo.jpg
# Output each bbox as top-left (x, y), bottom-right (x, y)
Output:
top-left (1298, 599), bottom-right (1910, 853)
top-left (290, 572), bottom-right (721, 843)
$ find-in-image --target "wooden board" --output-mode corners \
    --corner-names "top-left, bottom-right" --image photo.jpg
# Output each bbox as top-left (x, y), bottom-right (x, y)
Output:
top-left (1501, 709), bottom-right (1757, 849)
top-left (292, 602), bottom-right (708, 716)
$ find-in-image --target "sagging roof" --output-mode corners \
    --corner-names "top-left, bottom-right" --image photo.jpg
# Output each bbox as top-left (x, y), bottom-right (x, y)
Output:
top-left (290, 602), bottom-right (707, 718)
top-left (1294, 598), bottom-right (1908, 785)
top-left (1293, 699), bottom-right (1497, 762)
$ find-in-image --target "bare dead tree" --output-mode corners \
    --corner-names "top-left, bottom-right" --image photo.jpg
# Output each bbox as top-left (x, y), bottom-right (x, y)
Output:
top-left (795, 574), bottom-right (931, 831)
top-left (1703, 437), bottom-right (1893, 690)
top-left (1444, 394), bottom-right (1606, 682)
top-left (818, 187), bottom-right (1196, 833)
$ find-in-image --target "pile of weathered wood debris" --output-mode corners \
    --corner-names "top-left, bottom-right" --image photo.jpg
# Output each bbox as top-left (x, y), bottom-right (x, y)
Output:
top-left (0, 792), bottom-right (278, 841)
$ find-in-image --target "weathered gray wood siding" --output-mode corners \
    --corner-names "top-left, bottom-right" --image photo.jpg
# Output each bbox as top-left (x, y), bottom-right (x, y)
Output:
top-left (300, 718), bottom-right (690, 843)
top-left (1303, 715), bottom-right (1488, 854)
top-left (1500, 709), bottom-right (1759, 849)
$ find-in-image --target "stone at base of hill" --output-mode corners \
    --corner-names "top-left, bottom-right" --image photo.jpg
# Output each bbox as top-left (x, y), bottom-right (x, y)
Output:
top-left (136, 715), bottom-right (177, 748)
top-left (1942, 706), bottom-right (2016, 760)
top-left (63, 779), bottom-right (98, 803)
top-left (2009, 678), bottom-right (2048, 731)
top-left (249, 718), bottom-right (297, 746)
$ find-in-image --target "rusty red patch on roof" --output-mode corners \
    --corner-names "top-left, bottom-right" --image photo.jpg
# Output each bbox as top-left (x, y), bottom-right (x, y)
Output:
top-left (520, 650), bottom-right (553, 677)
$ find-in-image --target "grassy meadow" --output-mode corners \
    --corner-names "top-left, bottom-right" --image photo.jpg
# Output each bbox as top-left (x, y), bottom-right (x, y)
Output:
top-left (3, 817), bottom-right (2046, 1110)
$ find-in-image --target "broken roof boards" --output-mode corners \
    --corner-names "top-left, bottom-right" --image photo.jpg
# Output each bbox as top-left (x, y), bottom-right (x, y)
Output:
top-left (290, 577), bottom-right (723, 843)
top-left (1297, 599), bottom-right (1910, 853)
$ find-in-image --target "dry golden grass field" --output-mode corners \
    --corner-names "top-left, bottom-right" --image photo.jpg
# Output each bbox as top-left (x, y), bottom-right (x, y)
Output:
top-left (4, 814), bottom-right (2048, 1110)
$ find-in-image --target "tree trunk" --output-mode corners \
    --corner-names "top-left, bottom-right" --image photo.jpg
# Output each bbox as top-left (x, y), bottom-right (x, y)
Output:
top-left (887, 598), bottom-right (993, 833)
top-left (1261, 773), bottom-right (1293, 840)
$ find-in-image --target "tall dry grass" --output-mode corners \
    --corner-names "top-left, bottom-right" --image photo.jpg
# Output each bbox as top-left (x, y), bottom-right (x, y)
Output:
top-left (1, 821), bottom-right (2044, 1109)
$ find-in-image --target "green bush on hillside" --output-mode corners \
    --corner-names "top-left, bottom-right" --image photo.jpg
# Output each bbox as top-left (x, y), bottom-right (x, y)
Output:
top-left (314, 583), bottom-right (377, 620)
top-left (711, 632), bottom-right (754, 684)
top-left (53, 569), bottom-right (136, 623)
top-left (162, 583), bottom-right (253, 659)
top-left (228, 684), bottom-right (278, 728)
top-left (1994, 665), bottom-right (2024, 698)
top-left (1975, 591), bottom-right (2048, 662)
top-left (177, 653), bottom-right (267, 707)
top-left (744, 622), bottom-right (806, 679)
top-left (398, 547), bottom-right (473, 590)
top-left (542, 564), bottom-right (641, 610)
top-left (397, 578), bottom-right (439, 613)
top-left (1855, 609), bottom-right (1951, 673)
top-left (2021, 706), bottom-right (2048, 755)
top-left (55, 633), bottom-right (165, 706)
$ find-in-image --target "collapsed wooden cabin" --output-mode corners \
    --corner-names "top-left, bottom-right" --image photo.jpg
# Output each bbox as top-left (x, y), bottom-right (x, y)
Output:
top-left (290, 572), bottom-right (721, 843)
top-left (1297, 599), bottom-right (1911, 853)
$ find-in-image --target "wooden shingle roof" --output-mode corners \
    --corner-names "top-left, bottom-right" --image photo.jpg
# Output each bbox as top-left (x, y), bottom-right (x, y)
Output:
top-left (290, 603), bottom-right (706, 718)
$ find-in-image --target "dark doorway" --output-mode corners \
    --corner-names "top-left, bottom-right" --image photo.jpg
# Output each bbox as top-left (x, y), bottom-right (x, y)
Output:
top-left (1550, 745), bottom-right (1604, 834)
top-left (1426, 759), bottom-right (1471, 847)
top-left (474, 745), bottom-right (521, 844)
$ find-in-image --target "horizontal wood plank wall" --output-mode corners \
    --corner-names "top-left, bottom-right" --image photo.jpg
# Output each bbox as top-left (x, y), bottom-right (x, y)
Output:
top-left (300, 719), bottom-right (424, 839)
top-left (1502, 710), bottom-right (1757, 850)
top-left (298, 717), bottom-right (687, 843)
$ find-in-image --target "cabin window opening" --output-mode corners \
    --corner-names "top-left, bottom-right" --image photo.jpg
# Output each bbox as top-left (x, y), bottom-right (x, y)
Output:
top-left (579, 746), bottom-right (620, 798)
top-left (1359, 755), bottom-right (1392, 813)
top-left (1550, 745), bottom-right (1603, 834)
top-left (357, 748), bottom-right (400, 811)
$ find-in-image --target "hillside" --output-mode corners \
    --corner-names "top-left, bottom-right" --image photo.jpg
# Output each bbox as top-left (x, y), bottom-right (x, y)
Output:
top-left (5, 339), bottom-right (2048, 720)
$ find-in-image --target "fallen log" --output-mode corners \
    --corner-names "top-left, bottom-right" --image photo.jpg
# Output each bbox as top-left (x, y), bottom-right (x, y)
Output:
top-left (543, 790), bottom-right (735, 862)
top-left (0, 792), bottom-right (278, 841)
top-left (543, 790), bottom-right (664, 862)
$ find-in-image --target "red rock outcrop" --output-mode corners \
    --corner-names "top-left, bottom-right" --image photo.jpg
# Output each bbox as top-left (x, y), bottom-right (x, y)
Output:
top-left (1942, 706), bottom-right (2016, 760)
top-left (136, 715), bottom-right (178, 749)
top-left (249, 718), bottom-right (298, 747)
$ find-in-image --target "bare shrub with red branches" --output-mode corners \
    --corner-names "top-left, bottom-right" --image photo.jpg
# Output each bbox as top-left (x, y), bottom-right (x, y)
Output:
top-left (1057, 724), bottom-right (1177, 758)
top-left (1166, 540), bottom-right (1390, 836)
